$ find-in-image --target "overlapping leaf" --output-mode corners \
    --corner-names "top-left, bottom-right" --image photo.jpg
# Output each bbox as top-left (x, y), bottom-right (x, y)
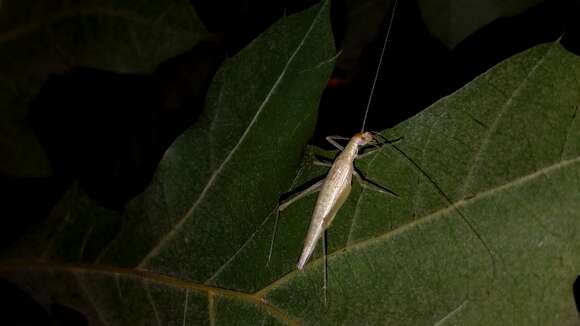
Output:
top-left (0, 0), bottom-right (207, 176)
top-left (258, 40), bottom-right (580, 325)
top-left (2, 1), bottom-right (580, 325)
top-left (1, 1), bottom-right (335, 325)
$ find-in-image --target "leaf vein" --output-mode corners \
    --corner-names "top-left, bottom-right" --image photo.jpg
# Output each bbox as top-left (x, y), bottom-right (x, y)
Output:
top-left (205, 210), bottom-right (274, 283)
top-left (77, 271), bottom-right (111, 326)
top-left (256, 155), bottom-right (580, 296)
top-left (460, 43), bottom-right (557, 196)
top-left (560, 104), bottom-right (579, 160)
top-left (144, 281), bottom-right (162, 325)
top-left (208, 292), bottom-right (216, 326)
top-left (433, 299), bottom-right (468, 326)
top-left (182, 289), bottom-right (189, 326)
top-left (0, 261), bottom-right (301, 326)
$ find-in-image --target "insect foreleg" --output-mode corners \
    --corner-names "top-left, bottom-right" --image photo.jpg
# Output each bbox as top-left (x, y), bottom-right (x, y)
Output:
top-left (267, 178), bottom-right (326, 265)
top-left (326, 135), bottom-right (349, 151)
top-left (357, 146), bottom-right (383, 160)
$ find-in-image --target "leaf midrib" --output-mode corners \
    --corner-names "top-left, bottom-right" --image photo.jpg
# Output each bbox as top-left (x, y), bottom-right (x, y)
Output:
top-left (0, 261), bottom-right (300, 326)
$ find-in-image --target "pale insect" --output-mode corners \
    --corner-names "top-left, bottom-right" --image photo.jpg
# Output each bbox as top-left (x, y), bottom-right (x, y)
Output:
top-left (267, 0), bottom-right (401, 300)
top-left (269, 0), bottom-right (496, 303)
top-left (277, 131), bottom-right (393, 270)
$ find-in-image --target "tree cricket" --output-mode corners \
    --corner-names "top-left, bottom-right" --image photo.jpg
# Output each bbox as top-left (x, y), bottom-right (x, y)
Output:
top-left (267, 0), bottom-right (401, 303)
top-left (268, 0), bottom-right (496, 303)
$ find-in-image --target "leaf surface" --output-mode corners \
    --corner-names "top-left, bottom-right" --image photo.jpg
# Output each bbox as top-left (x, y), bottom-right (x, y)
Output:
top-left (261, 39), bottom-right (580, 325)
top-left (2, 4), bottom-right (580, 326)
top-left (1, 2), bottom-right (335, 325)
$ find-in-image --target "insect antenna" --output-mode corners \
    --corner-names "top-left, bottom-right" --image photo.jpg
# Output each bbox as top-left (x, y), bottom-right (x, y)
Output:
top-left (372, 136), bottom-right (499, 277)
top-left (361, 0), bottom-right (399, 132)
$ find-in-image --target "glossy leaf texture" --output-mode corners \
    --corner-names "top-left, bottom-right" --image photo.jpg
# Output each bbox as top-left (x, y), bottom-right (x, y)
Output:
top-left (0, 0), bottom-right (207, 176)
top-left (416, 0), bottom-right (545, 48)
top-left (261, 40), bottom-right (580, 325)
top-left (0, 1), bottom-right (335, 325)
top-left (2, 6), bottom-right (580, 326)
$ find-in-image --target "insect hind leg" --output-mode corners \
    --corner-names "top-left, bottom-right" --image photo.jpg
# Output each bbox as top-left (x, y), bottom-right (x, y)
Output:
top-left (267, 178), bottom-right (325, 266)
top-left (313, 155), bottom-right (333, 168)
top-left (386, 142), bottom-right (499, 277)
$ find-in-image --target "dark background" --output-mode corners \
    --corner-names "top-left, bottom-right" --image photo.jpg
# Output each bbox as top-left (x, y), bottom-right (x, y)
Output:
top-left (1, 0), bottom-right (579, 324)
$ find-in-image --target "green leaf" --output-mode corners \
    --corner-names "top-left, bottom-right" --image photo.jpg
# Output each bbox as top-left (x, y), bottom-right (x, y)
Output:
top-left (0, 0), bottom-right (208, 176)
top-left (262, 40), bottom-right (580, 324)
top-left (1, 1), bottom-right (335, 325)
top-left (417, 0), bottom-right (545, 48)
top-left (2, 6), bottom-right (580, 326)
